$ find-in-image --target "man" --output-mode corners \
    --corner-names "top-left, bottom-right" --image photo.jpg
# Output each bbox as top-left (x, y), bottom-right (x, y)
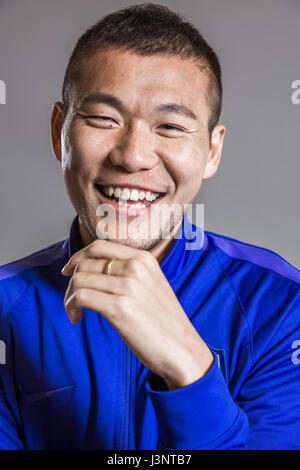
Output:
top-left (0, 3), bottom-right (299, 450)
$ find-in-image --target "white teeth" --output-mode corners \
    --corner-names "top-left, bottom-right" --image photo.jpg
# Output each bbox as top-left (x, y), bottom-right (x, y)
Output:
top-left (102, 186), bottom-right (161, 202)
top-left (130, 189), bottom-right (139, 201)
top-left (112, 199), bottom-right (147, 209)
top-left (120, 188), bottom-right (130, 200)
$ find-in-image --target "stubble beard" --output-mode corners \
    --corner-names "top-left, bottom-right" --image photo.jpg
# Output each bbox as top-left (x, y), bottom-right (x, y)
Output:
top-left (76, 201), bottom-right (183, 252)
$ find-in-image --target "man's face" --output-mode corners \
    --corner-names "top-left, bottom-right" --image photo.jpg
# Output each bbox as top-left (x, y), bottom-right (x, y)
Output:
top-left (52, 47), bottom-right (225, 253)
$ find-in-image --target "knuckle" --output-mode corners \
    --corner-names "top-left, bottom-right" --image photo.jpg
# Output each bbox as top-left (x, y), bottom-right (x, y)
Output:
top-left (91, 239), bottom-right (105, 252)
top-left (74, 288), bottom-right (86, 303)
top-left (136, 250), bottom-right (156, 265)
top-left (122, 277), bottom-right (136, 294)
top-left (72, 272), bottom-right (83, 287)
top-left (77, 259), bottom-right (90, 272)
top-left (127, 251), bottom-right (156, 275)
top-left (115, 295), bottom-right (130, 314)
top-left (94, 238), bottom-right (105, 247)
top-left (127, 258), bottom-right (142, 275)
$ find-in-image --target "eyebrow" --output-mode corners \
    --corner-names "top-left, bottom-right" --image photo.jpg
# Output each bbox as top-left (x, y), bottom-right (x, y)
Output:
top-left (80, 92), bottom-right (197, 121)
top-left (81, 93), bottom-right (126, 112)
top-left (155, 103), bottom-right (197, 121)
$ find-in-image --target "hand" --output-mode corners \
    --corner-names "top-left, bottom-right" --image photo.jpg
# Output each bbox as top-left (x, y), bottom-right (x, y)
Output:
top-left (61, 239), bottom-right (214, 390)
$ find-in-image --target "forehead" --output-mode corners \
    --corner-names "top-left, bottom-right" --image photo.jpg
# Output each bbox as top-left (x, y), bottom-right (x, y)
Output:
top-left (74, 48), bottom-right (210, 116)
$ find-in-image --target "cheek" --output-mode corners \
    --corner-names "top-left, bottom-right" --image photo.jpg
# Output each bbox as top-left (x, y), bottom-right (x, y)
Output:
top-left (65, 125), bottom-right (109, 173)
top-left (162, 140), bottom-right (207, 189)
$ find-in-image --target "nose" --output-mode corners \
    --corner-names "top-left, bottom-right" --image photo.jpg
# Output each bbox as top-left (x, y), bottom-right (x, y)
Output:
top-left (108, 121), bottom-right (159, 172)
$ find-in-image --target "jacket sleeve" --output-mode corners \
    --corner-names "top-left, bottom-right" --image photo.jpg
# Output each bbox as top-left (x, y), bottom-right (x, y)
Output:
top-left (146, 292), bottom-right (300, 450)
top-left (0, 321), bottom-right (24, 449)
top-left (0, 387), bottom-right (24, 449)
top-left (236, 292), bottom-right (300, 450)
top-left (145, 353), bottom-right (249, 450)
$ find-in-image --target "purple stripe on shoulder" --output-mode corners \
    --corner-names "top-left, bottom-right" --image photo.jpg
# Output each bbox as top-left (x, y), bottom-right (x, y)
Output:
top-left (0, 241), bottom-right (67, 281)
top-left (206, 231), bottom-right (300, 284)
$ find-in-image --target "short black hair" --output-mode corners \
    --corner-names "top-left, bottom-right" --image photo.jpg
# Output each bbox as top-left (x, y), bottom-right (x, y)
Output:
top-left (62, 3), bottom-right (222, 136)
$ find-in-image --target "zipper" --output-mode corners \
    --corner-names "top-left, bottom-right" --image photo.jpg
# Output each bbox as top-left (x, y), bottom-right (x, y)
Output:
top-left (119, 341), bottom-right (132, 449)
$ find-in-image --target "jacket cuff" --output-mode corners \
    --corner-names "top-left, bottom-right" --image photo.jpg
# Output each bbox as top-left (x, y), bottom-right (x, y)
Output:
top-left (145, 353), bottom-right (238, 449)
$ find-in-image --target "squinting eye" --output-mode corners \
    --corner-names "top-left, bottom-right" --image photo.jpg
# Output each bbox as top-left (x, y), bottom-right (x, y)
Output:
top-left (160, 124), bottom-right (184, 131)
top-left (81, 115), bottom-right (119, 128)
top-left (87, 116), bottom-right (115, 122)
top-left (157, 124), bottom-right (187, 137)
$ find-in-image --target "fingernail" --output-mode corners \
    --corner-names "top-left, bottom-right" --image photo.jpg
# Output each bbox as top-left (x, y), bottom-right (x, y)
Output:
top-left (61, 264), bottom-right (68, 275)
top-left (70, 309), bottom-right (82, 324)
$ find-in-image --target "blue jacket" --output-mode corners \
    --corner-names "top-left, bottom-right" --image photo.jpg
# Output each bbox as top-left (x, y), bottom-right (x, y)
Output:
top-left (0, 214), bottom-right (299, 450)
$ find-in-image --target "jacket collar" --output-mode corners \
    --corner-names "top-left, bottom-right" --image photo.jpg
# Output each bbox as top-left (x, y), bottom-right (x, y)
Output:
top-left (68, 215), bottom-right (84, 258)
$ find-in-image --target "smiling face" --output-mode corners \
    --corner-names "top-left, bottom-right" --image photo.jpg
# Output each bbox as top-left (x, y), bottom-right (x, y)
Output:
top-left (51, 47), bottom-right (225, 260)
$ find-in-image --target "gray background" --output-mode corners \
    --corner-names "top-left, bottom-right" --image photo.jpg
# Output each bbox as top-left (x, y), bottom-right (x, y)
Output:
top-left (0, 0), bottom-right (299, 267)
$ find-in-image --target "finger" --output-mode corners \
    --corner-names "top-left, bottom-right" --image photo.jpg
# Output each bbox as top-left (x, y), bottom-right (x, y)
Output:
top-left (64, 271), bottom-right (133, 306)
top-left (65, 288), bottom-right (124, 325)
top-left (64, 257), bottom-right (125, 277)
top-left (62, 239), bottom-right (138, 275)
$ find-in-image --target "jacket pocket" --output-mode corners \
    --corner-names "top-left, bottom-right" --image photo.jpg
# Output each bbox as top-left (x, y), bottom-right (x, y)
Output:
top-left (18, 383), bottom-right (77, 449)
top-left (19, 384), bottom-right (76, 405)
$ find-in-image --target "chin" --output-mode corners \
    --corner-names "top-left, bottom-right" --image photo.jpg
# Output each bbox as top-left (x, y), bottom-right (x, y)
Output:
top-left (95, 221), bottom-right (163, 250)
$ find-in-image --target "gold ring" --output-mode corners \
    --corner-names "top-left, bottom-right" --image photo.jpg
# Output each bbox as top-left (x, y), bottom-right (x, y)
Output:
top-left (104, 258), bottom-right (116, 275)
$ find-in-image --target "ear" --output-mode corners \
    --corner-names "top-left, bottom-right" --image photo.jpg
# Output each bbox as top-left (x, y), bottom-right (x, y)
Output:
top-left (50, 101), bottom-right (65, 162)
top-left (202, 124), bottom-right (226, 180)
